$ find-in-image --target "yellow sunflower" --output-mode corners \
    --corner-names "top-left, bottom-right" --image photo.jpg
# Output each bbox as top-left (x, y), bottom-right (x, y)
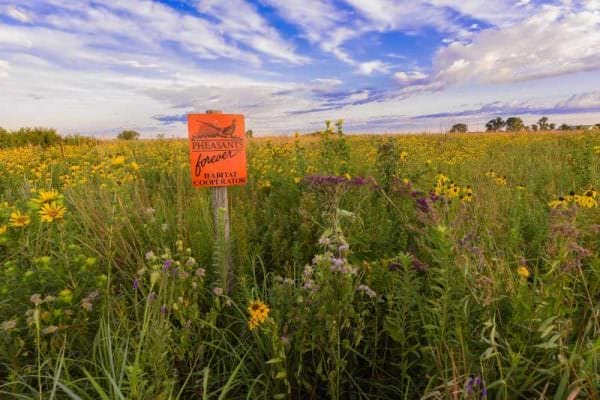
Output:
top-left (33, 189), bottom-right (61, 204)
top-left (39, 202), bottom-right (66, 223)
top-left (9, 211), bottom-right (31, 228)
top-left (548, 196), bottom-right (569, 209)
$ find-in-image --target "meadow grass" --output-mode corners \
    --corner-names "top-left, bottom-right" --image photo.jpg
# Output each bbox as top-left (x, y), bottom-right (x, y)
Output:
top-left (0, 131), bottom-right (599, 399)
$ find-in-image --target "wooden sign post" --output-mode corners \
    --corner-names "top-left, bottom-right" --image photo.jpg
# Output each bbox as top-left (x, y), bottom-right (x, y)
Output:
top-left (187, 110), bottom-right (247, 294)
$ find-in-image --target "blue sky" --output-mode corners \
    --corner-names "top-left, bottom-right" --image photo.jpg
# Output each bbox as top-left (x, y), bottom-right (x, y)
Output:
top-left (0, 0), bottom-right (599, 136)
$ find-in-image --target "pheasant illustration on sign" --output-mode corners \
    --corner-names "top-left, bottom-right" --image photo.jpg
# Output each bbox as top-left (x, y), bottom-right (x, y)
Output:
top-left (187, 113), bottom-right (247, 188)
top-left (195, 119), bottom-right (237, 138)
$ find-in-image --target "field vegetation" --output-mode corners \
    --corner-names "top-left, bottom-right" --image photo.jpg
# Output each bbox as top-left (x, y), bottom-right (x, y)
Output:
top-left (0, 128), bottom-right (599, 399)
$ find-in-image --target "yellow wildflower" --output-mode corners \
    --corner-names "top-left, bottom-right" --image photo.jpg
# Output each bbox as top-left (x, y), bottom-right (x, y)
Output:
top-left (574, 194), bottom-right (598, 208)
top-left (0, 225), bottom-right (6, 235)
top-left (9, 211), bottom-right (31, 228)
top-left (39, 202), bottom-right (67, 223)
top-left (517, 266), bottom-right (530, 279)
top-left (58, 289), bottom-right (73, 303)
top-left (247, 299), bottom-right (270, 330)
top-left (461, 186), bottom-right (474, 203)
top-left (34, 188), bottom-right (60, 204)
top-left (111, 155), bottom-right (126, 166)
top-left (494, 176), bottom-right (507, 186)
top-left (548, 196), bottom-right (569, 209)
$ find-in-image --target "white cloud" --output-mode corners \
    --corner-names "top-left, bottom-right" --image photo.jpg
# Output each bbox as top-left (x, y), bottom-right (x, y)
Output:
top-left (3, 0), bottom-right (307, 65)
top-left (394, 71), bottom-right (428, 84)
top-left (262, 0), bottom-right (366, 65)
top-left (196, 0), bottom-right (308, 64)
top-left (260, 0), bottom-right (341, 42)
top-left (424, 4), bottom-right (600, 88)
top-left (357, 60), bottom-right (389, 75)
top-left (0, 60), bottom-right (8, 79)
top-left (426, 0), bottom-right (534, 27)
top-left (559, 91), bottom-right (600, 109)
top-left (4, 5), bottom-right (30, 23)
top-left (343, 0), bottom-right (455, 32)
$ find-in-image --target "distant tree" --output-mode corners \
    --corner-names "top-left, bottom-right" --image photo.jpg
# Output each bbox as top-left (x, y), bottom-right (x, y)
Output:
top-left (11, 127), bottom-right (61, 147)
top-left (62, 134), bottom-right (96, 145)
top-left (505, 117), bottom-right (525, 132)
top-left (549, 123), bottom-right (556, 130)
top-left (324, 120), bottom-right (333, 133)
top-left (245, 129), bottom-right (253, 138)
top-left (450, 123), bottom-right (468, 133)
top-left (335, 119), bottom-right (344, 135)
top-left (486, 117), bottom-right (505, 132)
top-left (156, 133), bottom-right (165, 139)
top-left (0, 126), bottom-right (9, 148)
top-left (559, 123), bottom-right (570, 131)
top-left (117, 130), bottom-right (140, 140)
top-left (595, 123), bottom-right (600, 129)
top-left (531, 124), bottom-right (538, 131)
top-left (538, 116), bottom-right (551, 130)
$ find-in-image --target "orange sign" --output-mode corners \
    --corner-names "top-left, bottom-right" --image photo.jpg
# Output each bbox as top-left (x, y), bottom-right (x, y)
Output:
top-left (187, 114), bottom-right (247, 187)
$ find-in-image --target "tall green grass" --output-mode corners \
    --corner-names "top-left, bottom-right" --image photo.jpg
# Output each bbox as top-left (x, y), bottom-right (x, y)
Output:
top-left (1, 131), bottom-right (599, 398)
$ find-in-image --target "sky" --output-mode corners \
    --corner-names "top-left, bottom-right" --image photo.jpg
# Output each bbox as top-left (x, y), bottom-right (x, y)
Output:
top-left (0, 0), bottom-right (599, 137)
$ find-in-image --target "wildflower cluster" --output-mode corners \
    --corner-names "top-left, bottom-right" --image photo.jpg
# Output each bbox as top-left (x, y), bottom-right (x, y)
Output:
top-left (548, 188), bottom-right (598, 209)
top-left (32, 188), bottom-right (67, 223)
top-left (247, 300), bottom-right (270, 330)
top-left (2, 188), bottom-right (68, 234)
top-left (433, 173), bottom-right (473, 202)
top-left (135, 241), bottom-right (206, 325)
top-left (485, 169), bottom-right (508, 186)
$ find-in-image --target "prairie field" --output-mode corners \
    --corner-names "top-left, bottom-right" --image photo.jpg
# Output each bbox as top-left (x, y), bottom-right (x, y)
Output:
top-left (1, 131), bottom-right (599, 399)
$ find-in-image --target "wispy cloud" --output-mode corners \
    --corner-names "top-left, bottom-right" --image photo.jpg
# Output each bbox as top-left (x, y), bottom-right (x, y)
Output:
top-left (414, 91), bottom-right (600, 119)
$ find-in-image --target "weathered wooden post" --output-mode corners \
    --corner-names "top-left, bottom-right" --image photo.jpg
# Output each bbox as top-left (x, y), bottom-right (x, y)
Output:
top-left (206, 110), bottom-right (231, 245)
top-left (187, 110), bottom-right (247, 294)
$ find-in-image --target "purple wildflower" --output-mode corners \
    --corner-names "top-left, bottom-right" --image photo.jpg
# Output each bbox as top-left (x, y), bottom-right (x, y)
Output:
top-left (411, 258), bottom-right (428, 272)
top-left (331, 257), bottom-right (344, 268)
top-left (466, 376), bottom-right (474, 395)
top-left (416, 198), bottom-right (430, 212)
top-left (133, 278), bottom-right (139, 290)
top-left (195, 268), bottom-right (206, 278)
top-left (160, 304), bottom-right (167, 315)
top-left (163, 259), bottom-right (172, 271)
top-left (388, 262), bottom-right (402, 272)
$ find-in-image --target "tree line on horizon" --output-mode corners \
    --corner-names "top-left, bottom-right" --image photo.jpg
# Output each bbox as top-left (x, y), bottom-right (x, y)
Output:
top-left (450, 116), bottom-right (600, 133)
top-left (2, 117), bottom-right (600, 149)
